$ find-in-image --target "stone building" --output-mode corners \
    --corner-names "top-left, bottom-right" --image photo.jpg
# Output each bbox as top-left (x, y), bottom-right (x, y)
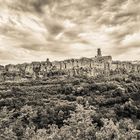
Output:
top-left (0, 49), bottom-right (139, 82)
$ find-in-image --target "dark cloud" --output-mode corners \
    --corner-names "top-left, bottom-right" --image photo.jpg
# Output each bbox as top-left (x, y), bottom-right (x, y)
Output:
top-left (0, 0), bottom-right (139, 64)
top-left (44, 20), bottom-right (64, 35)
top-left (5, 0), bottom-right (51, 13)
top-left (31, 0), bottom-right (51, 13)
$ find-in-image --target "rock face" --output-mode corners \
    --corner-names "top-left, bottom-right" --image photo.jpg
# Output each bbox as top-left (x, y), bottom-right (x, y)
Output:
top-left (0, 49), bottom-right (140, 82)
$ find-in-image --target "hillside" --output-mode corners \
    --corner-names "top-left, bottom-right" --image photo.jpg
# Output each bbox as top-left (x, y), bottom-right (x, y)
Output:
top-left (0, 49), bottom-right (139, 82)
top-left (0, 73), bottom-right (140, 139)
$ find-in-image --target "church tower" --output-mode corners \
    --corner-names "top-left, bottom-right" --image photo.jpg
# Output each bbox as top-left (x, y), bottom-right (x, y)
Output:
top-left (97, 48), bottom-right (102, 57)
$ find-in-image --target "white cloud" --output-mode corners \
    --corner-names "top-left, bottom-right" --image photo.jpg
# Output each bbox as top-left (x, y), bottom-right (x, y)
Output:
top-left (121, 32), bottom-right (140, 47)
top-left (0, 0), bottom-right (139, 64)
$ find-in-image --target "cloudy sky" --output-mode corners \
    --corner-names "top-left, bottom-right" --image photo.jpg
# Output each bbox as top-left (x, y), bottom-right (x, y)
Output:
top-left (0, 0), bottom-right (140, 65)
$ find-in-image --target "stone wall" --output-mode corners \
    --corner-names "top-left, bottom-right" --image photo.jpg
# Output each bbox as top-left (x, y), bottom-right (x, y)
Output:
top-left (0, 55), bottom-right (139, 82)
top-left (110, 61), bottom-right (140, 75)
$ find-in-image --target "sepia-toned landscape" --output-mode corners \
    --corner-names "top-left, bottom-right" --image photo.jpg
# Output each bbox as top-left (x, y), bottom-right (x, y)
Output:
top-left (0, 0), bottom-right (140, 139)
top-left (0, 49), bottom-right (140, 139)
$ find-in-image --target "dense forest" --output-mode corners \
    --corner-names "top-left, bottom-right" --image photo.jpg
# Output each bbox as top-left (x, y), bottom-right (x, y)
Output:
top-left (0, 73), bottom-right (140, 140)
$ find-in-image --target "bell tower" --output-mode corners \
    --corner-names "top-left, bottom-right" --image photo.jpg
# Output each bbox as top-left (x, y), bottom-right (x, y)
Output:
top-left (97, 48), bottom-right (102, 57)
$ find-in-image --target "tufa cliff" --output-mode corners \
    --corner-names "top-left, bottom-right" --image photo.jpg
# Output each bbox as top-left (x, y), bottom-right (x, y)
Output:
top-left (0, 49), bottom-right (140, 82)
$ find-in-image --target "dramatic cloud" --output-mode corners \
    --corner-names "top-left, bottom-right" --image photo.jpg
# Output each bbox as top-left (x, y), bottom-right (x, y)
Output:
top-left (0, 0), bottom-right (140, 64)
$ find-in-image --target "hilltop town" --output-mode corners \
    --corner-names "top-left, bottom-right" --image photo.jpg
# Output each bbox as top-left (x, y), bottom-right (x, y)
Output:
top-left (0, 49), bottom-right (140, 82)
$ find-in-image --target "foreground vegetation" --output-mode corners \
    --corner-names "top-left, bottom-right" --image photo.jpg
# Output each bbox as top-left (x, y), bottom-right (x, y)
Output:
top-left (0, 74), bottom-right (140, 140)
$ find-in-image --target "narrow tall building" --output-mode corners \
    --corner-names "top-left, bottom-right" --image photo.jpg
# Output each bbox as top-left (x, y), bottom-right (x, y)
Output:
top-left (97, 48), bottom-right (102, 57)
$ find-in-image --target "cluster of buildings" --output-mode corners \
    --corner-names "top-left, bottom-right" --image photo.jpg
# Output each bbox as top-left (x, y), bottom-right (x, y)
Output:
top-left (0, 49), bottom-right (139, 82)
